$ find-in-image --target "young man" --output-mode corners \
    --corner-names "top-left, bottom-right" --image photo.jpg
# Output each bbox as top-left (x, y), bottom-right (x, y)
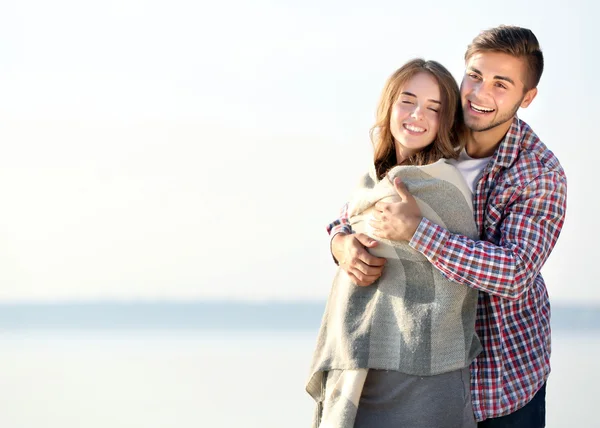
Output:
top-left (328, 26), bottom-right (566, 427)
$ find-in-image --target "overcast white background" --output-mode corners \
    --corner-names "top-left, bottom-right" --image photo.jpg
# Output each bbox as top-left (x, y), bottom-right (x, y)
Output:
top-left (0, 0), bottom-right (596, 303)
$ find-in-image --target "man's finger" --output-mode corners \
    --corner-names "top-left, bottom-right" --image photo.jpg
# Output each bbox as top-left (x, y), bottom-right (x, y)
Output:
top-left (370, 227), bottom-right (390, 241)
top-left (374, 201), bottom-right (389, 211)
top-left (351, 238), bottom-right (386, 267)
top-left (347, 268), bottom-right (380, 287)
top-left (354, 233), bottom-right (378, 248)
top-left (360, 250), bottom-right (387, 267)
top-left (393, 177), bottom-right (412, 200)
top-left (368, 218), bottom-right (383, 231)
top-left (353, 258), bottom-right (385, 277)
top-left (370, 210), bottom-right (384, 222)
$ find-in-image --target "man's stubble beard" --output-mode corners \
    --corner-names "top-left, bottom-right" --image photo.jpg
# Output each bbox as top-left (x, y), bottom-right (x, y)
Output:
top-left (463, 99), bottom-right (522, 133)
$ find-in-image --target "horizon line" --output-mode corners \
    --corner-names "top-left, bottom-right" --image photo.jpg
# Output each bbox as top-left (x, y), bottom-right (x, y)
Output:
top-left (0, 299), bottom-right (598, 310)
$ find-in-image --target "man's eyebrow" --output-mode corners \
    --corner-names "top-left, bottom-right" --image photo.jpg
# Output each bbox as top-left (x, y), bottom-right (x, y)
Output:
top-left (401, 91), bottom-right (441, 104)
top-left (494, 75), bottom-right (515, 85)
top-left (468, 67), bottom-right (515, 85)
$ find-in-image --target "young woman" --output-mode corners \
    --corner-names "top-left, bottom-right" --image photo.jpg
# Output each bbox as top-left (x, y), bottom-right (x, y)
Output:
top-left (306, 59), bottom-right (481, 428)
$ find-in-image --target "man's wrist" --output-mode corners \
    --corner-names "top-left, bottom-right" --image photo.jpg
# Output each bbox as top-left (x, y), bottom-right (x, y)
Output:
top-left (405, 216), bottom-right (423, 241)
top-left (330, 232), bottom-right (349, 265)
top-left (409, 218), bottom-right (449, 260)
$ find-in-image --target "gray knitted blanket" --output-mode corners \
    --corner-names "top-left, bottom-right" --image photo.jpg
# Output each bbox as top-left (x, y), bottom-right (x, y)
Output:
top-left (307, 159), bottom-right (482, 427)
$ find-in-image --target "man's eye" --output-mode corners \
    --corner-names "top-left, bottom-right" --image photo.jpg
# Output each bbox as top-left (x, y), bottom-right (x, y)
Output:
top-left (495, 83), bottom-right (507, 89)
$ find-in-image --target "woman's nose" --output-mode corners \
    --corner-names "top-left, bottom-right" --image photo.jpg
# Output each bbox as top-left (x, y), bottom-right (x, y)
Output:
top-left (410, 105), bottom-right (423, 119)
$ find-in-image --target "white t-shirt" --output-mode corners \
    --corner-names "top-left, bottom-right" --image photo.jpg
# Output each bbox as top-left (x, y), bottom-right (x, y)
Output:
top-left (449, 149), bottom-right (493, 193)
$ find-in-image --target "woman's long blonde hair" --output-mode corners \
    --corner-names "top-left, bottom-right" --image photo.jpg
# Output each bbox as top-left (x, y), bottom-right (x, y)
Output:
top-left (371, 59), bottom-right (467, 179)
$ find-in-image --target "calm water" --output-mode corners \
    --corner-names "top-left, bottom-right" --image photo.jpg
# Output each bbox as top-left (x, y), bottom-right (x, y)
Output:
top-left (0, 329), bottom-right (598, 428)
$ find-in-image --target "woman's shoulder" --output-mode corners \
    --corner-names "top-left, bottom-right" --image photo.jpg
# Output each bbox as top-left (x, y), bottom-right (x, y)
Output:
top-left (352, 163), bottom-right (379, 189)
top-left (385, 158), bottom-right (458, 179)
top-left (355, 158), bottom-right (463, 189)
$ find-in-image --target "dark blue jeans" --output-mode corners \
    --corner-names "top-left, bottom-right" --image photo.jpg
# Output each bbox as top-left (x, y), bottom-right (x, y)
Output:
top-left (478, 383), bottom-right (546, 428)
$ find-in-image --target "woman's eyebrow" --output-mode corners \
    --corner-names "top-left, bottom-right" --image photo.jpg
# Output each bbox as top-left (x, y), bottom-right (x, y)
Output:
top-left (401, 91), bottom-right (441, 104)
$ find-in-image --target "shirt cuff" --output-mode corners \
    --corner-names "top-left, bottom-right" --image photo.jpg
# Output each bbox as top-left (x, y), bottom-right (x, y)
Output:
top-left (328, 223), bottom-right (352, 236)
top-left (409, 218), bottom-right (450, 261)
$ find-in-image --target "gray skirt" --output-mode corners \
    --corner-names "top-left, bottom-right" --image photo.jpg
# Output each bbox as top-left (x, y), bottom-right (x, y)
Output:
top-left (351, 368), bottom-right (476, 428)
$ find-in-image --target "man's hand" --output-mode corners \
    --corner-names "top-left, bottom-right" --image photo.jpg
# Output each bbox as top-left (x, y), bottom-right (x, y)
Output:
top-left (369, 177), bottom-right (423, 242)
top-left (331, 232), bottom-right (386, 286)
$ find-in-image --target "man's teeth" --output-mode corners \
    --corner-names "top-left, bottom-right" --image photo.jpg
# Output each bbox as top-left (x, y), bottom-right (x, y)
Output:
top-left (404, 124), bottom-right (425, 132)
top-left (470, 102), bottom-right (494, 113)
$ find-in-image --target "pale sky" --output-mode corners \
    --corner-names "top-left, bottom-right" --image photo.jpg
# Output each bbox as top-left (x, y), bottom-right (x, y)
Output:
top-left (0, 0), bottom-right (596, 304)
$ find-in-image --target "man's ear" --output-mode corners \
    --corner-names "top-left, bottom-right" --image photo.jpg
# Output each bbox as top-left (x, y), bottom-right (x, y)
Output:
top-left (520, 87), bottom-right (538, 109)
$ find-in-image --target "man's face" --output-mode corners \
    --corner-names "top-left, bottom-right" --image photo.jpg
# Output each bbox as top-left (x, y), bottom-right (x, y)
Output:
top-left (460, 52), bottom-right (536, 133)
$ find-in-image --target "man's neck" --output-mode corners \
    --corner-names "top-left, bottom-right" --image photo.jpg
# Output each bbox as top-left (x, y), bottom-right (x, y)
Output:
top-left (465, 118), bottom-right (513, 159)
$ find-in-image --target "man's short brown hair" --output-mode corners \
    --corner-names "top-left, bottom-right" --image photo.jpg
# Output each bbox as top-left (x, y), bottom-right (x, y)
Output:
top-left (465, 25), bottom-right (544, 91)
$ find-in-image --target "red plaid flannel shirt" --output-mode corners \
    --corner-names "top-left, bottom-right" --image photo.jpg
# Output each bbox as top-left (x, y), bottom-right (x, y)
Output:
top-left (327, 117), bottom-right (567, 421)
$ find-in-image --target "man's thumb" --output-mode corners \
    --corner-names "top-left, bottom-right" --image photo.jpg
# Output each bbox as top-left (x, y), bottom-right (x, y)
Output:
top-left (355, 233), bottom-right (378, 247)
top-left (393, 177), bottom-right (410, 199)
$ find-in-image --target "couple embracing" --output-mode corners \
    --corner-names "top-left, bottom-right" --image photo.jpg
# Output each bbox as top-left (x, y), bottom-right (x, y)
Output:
top-left (307, 25), bottom-right (566, 428)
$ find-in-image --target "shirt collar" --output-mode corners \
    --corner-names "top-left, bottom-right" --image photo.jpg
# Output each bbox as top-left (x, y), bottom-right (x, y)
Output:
top-left (492, 116), bottom-right (523, 168)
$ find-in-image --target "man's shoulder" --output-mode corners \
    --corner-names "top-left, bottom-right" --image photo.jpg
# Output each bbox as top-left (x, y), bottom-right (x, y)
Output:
top-left (509, 120), bottom-right (566, 184)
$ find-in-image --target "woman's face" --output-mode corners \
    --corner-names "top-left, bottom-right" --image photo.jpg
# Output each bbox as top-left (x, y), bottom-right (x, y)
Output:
top-left (390, 72), bottom-right (441, 162)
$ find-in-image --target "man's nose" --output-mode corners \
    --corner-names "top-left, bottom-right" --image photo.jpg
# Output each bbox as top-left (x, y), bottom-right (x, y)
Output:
top-left (473, 81), bottom-right (490, 98)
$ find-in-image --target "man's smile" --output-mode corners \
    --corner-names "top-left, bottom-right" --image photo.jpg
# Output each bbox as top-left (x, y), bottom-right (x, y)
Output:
top-left (468, 100), bottom-right (495, 114)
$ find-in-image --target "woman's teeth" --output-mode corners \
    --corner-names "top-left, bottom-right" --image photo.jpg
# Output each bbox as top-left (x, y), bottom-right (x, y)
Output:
top-left (404, 124), bottom-right (425, 133)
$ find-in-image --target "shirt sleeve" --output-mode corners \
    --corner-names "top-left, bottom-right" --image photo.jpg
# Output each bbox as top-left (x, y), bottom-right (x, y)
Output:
top-left (409, 171), bottom-right (567, 300)
top-left (326, 203), bottom-right (352, 265)
top-left (326, 202), bottom-right (352, 236)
